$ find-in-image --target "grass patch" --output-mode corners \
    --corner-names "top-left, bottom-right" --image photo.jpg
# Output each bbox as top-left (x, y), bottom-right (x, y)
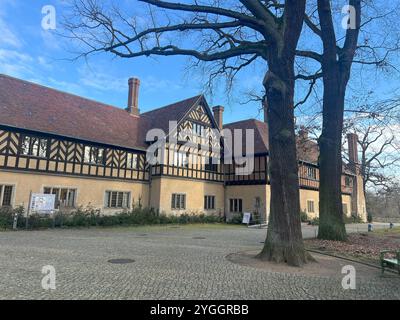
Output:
top-left (374, 227), bottom-right (400, 235)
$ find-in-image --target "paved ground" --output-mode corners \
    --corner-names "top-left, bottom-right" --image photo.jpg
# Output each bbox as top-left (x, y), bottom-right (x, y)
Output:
top-left (0, 224), bottom-right (399, 300)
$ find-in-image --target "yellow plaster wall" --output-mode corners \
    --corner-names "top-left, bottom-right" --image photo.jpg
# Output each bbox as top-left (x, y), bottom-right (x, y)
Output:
top-left (0, 170), bottom-right (149, 215)
top-left (150, 176), bottom-right (225, 216)
top-left (225, 185), bottom-right (268, 221)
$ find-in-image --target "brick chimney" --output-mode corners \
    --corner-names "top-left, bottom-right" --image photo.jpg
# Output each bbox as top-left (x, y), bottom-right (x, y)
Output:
top-left (213, 106), bottom-right (224, 130)
top-left (127, 77), bottom-right (140, 116)
top-left (347, 133), bottom-right (359, 166)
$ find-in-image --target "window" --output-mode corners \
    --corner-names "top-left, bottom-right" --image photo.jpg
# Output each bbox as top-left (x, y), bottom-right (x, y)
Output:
top-left (21, 135), bottom-right (48, 158)
top-left (126, 153), bottom-right (138, 169)
top-left (0, 185), bottom-right (13, 207)
top-left (192, 123), bottom-right (205, 137)
top-left (171, 194), bottom-right (186, 210)
top-left (173, 151), bottom-right (188, 167)
top-left (307, 200), bottom-right (315, 213)
top-left (104, 191), bottom-right (130, 209)
top-left (255, 197), bottom-right (261, 209)
top-left (229, 198), bottom-right (243, 213)
top-left (342, 203), bottom-right (348, 215)
top-left (205, 157), bottom-right (218, 172)
top-left (306, 166), bottom-right (317, 179)
top-left (204, 196), bottom-right (215, 210)
top-left (44, 187), bottom-right (76, 209)
top-left (345, 176), bottom-right (352, 187)
top-left (84, 146), bottom-right (104, 164)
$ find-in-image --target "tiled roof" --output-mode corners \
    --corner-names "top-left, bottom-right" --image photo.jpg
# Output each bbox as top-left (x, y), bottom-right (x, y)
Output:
top-left (0, 74), bottom-right (200, 151)
top-left (141, 95), bottom-right (203, 133)
top-left (223, 119), bottom-right (269, 155)
top-left (0, 74), bottom-right (322, 165)
top-left (224, 118), bottom-right (320, 163)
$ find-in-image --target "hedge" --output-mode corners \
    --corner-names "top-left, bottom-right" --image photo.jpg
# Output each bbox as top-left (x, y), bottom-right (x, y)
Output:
top-left (0, 206), bottom-right (224, 230)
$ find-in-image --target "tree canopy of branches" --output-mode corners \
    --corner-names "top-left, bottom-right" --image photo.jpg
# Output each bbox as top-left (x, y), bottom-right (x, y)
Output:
top-left (63, 0), bottom-right (313, 266)
top-left (343, 97), bottom-right (400, 193)
top-left (295, 0), bottom-right (400, 241)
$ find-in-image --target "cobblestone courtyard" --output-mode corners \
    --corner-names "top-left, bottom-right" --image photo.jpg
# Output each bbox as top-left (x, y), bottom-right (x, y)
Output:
top-left (0, 224), bottom-right (399, 300)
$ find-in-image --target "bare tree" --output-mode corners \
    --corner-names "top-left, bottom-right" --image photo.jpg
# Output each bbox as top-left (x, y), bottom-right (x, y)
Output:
top-left (358, 126), bottom-right (400, 192)
top-left (295, 0), bottom-right (400, 241)
top-left (63, 0), bottom-right (312, 266)
top-left (343, 98), bottom-right (400, 193)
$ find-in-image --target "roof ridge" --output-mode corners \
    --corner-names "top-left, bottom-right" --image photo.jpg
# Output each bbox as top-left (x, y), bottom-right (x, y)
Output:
top-left (0, 73), bottom-right (126, 113)
top-left (141, 94), bottom-right (203, 115)
top-left (224, 118), bottom-right (264, 126)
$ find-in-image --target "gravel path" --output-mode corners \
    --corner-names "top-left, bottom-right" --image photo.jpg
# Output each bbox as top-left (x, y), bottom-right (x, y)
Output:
top-left (0, 224), bottom-right (399, 300)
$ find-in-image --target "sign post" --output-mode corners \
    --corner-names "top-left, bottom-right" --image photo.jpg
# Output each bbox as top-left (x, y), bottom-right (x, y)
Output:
top-left (26, 191), bottom-right (32, 230)
top-left (26, 193), bottom-right (56, 229)
top-left (12, 212), bottom-right (18, 230)
top-left (242, 212), bottom-right (251, 226)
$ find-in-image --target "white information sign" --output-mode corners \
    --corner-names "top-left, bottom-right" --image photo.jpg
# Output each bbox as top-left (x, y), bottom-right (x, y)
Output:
top-left (30, 194), bottom-right (56, 214)
top-left (242, 212), bottom-right (251, 224)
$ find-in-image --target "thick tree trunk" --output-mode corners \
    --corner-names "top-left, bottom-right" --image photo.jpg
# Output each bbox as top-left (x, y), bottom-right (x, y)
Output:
top-left (318, 68), bottom-right (347, 241)
top-left (257, 60), bottom-right (312, 266)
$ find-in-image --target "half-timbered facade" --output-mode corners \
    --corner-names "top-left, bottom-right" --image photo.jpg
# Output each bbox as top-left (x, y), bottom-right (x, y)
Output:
top-left (0, 74), bottom-right (367, 221)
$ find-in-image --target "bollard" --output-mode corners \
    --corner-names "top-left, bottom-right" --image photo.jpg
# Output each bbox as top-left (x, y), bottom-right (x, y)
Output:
top-left (12, 212), bottom-right (18, 230)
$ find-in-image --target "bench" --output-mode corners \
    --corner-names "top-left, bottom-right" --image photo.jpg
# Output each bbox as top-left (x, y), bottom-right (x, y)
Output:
top-left (380, 250), bottom-right (400, 275)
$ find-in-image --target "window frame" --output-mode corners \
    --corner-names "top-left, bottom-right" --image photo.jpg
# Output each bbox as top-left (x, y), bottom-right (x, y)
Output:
top-left (307, 199), bottom-right (315, 214)
top-left (192, 122), bottom-right (205, 137)
top-left (229, 198), bottom-right (243, 213)
top-left (306, 166), bottom-right (317, 180)
top-left (84, 146), bottom-right (105, 165)
top-left (104, 191), bottom-right (131, 209)
top-left (126, 152), bottom-right (138, 169)
top-left (20, 135), bottom-right (48, 158)
top-left (0, 184), bottom-right (14, 207)
top-left (43, 186), bottom-right (77, 209)
top-left (344, 176), bottom-right (352, 187)
top-left (171, 193), bottom-right (186, 210)
top-left (173, 151), bottom-right (189, 168)
top-left (204, 195), bottom-right (216, 210)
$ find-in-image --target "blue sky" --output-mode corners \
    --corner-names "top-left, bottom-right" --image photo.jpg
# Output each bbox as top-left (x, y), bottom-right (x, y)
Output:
top-left (0, 0), bottom-right (398, 127)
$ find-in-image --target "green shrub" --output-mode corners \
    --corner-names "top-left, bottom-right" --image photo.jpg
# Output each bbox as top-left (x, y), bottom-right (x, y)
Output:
top-left (309, 217), bottom-right (319, 226)
top-left (229, 212), bottom-right (244, 224)
top-left (1, 205), bottom-right (223, 231)
top-left (367, 212), bottom-right (373, 223)
top-left (0, 206), bottom-right (24, 229)
top-left (300, 211), bottom-right (309, 223)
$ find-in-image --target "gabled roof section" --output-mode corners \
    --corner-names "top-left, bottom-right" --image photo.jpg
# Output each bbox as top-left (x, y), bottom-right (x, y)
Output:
top-left (141, 94), bottom-right (221, 143)
top-left (223, 119), bottom-right (269, 155)
top-left (141, 95), bottom-right (203, 133)
top-left (0, 74), bottom-right (148, 150)
top-left (224, 118), bottom-right (320, 163)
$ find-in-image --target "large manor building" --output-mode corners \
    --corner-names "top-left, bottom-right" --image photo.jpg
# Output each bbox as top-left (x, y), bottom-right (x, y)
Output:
top-left (0, 74), bottom-right (367, 221)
